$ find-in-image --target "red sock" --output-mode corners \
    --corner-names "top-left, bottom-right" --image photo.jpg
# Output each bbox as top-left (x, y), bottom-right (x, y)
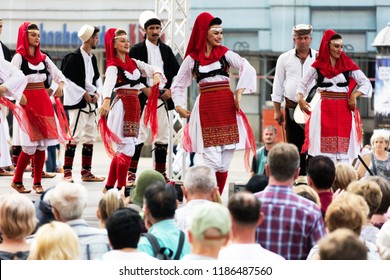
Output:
top-left (33, 150), bottom-right (45, 185)
top-left (13, 151), bottom-right (32, 183)
top-left (216, 171), bottom-right (228, 194)
top-left (105, 155), bottom-right (118, 187)
top-left (117, 154), bottom-right (132, 189)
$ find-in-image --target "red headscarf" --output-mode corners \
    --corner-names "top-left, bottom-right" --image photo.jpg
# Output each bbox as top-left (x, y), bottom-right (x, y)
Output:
top-left (312, 29), bottom-right (359, 78)
top-left (16, 22), bottom-right (46, 66)
top-left (104, 28), bottom-right (137, 74)
top-left (185, 12), bottom-right (228, 66)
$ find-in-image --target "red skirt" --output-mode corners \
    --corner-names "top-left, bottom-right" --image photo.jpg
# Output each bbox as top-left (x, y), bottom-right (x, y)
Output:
top-left (115, 89), bottom-right (140, 138)
top-left (24, 83), bottom-right (58, 141)
top-left (320, 91), bottom-right (351, 154)
top-left (199, 81), bottom-right (239, 147)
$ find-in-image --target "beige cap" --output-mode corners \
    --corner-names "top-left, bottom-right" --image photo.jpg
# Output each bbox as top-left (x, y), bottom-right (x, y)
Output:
top-left (78, 24), bottom-right (94, 42)
top-left (292, 24), bottom-right (313, 36)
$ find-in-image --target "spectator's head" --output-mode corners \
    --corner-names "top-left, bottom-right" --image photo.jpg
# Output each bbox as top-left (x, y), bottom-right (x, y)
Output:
top-left (245, 175), bottom-right (268, 194)
top-left (325, 192), bottom-right (369, 235)
top-left (362, 176), bottom-right (390, 215)
top-left (318, 228), bottom-right (368, 260)
top-left (131, 170), bottom-right (166, 207)
top-left (97, 188), bottom-right (124, 228)
top-left (347, 180), bottom-right (382, 219)
top-left (266, 143), bottom-right (300, 182)
top-left (307, 156), bottom-right (335, 190)
top-left (143, 181), bottom-right (177, 223)
top-left (188, 202), bottom-right (231, 257)
top-left (332, 162), bottom-right (358, 192)
top-left (34, 187), bottom-right (55, 231)
top-left (183, 165), bottom-right (218, 201)
top-left (49, 182), bottom-right (88, 222)
top-left (376, 220), bottom-right (390, 260)
top-left (0, 193), bottom-right (36, 240)
top-left (106, 208), bottom-right (143, 250)
top-left (293, 184), bottom-right (321, 207)
top-left (28, 221), bottom-right (80, 260)
top-left (370, 130), bottom-right (390, 152)
top-left (228, 191), bottom-right (263, 227)
top-left (262, 125), bottom-right (277, 145)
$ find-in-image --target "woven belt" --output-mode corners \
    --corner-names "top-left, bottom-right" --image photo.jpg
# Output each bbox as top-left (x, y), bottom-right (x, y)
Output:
top-left (199, 81), bottom-right (230, 94)
top-left (320, 91), bottom-right (348, 100)
top-left (116, 89), bottom-right (138, 97)
top-left (25, 82), bottom-right (45, 90)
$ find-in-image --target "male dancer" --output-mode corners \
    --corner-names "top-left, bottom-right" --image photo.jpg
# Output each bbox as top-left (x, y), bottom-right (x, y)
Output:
top-left (128, 11), bottom-right (180, 183)
top-left (61, 24), bottom-right (105, 182)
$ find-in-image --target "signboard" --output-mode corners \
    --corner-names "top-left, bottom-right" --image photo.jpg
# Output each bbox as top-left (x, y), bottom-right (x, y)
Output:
top-left (374, 57), bottom-right (390, 129)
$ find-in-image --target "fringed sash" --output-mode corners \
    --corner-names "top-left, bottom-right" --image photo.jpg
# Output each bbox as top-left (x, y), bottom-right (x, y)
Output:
top-left (115, 89), bottom-right (140, 138)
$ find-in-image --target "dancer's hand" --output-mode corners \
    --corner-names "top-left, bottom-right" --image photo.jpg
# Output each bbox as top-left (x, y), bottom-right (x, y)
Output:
top-left (54, 82), bottom-right (64, 97)
top-left (153, 73), bottom-right (161, 85)
top-left (297, 93), bottom-right (310, 113)
top-left (19, 94), bottom-right (27, 106)
top-left (274, 110), bottom-right (284, 125)
top-left (99, 98), bottom-right (110, 117)
top-left (235, 89), bottom-right (244, 112)
top-left (176, 106), bottom-right (191, 118)
top-left (160, 89), bottom-right (171, 101)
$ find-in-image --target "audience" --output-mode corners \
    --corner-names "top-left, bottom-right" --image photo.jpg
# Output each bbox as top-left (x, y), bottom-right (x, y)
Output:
top-left (307, 155), bottom-right (335, 216)
top-left (255, 142), bottom-right (326, 260)
top-left (332, 162), bottom-right (358, 192)
top-left (307, 192), bottom-right (379, 260)
top-left (0, 193), bottom-right (36, 260)
top-left (318, 228), bottom-right (368, 260)
top-left (245, 174), bottom-right (269, 194)
top-left (101, 208), bottom-right (155, 260)
top-left (28, 221), bottom-right (80, 260)
top-left (347, 180), bottom-right (382, 244)
top-left (369, 130), bottom-right (390, 181)
top-left (33, 187), bottom-right (56, 232)
top-left (96, 188), bottom-right (124, 228)
top-left (49, 182), bottom-right (111, 260)
top-left (219, 191), bottom-right (285, 260)
top-left (363, 176), bottom-right (390, 229)
top-left (183, 202), bottom-right (231, 260)
top-left (128, 170), bottom-right (166, 208)
top-left (293, 184), bottom-right (321, 207)
top-left (138, 181), bottom-right (191, 259)
top-left (175, 165), bottom-right (218, 231)
top-left (376, 220), bottom-right (390, 260)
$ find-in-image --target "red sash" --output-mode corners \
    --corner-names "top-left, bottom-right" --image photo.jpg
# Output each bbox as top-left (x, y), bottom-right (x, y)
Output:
top-left (199, 81), bottom-right (239, 147)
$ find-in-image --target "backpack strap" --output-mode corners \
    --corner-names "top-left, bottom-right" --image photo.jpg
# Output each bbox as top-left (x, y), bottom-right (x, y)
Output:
top-left (173, 231), bottom-right (185, 260)
top-left (142, 233), bottom-right (161, 257)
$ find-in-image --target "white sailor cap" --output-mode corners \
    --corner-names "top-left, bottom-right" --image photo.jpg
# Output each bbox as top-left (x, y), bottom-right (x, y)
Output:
top-left (292, 24), bottom-right (313, 36)
top-left (139, 10), bottom-right (161, 30)
top-left (78, 24), bottom-right (95, 42)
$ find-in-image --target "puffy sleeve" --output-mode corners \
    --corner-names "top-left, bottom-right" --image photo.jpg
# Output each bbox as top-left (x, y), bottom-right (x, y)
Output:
top-left (171, 56), bottom-right (194, 107)
top-left (225, 50), bottom-right (256, 93)
top-left (0, 58), bottom-right (27, 100)
top-left (45, 56), bottom-right (66, 84)
top-left (134, 59), bottom-right (167, 83)
top-left (102, 66), bottom-right (118, 100)
top-left (296, 66), bottom-right (318, 98)
top-left (352, 69), bottom-right (372, 98)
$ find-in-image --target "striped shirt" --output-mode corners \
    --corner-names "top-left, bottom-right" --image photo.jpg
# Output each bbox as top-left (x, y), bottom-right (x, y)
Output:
top-left (255, 185), bottom-right (326, 260)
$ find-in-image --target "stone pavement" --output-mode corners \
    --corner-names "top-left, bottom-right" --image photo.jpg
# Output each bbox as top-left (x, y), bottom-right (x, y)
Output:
top-left (0, 141), bottom-right (251, 228)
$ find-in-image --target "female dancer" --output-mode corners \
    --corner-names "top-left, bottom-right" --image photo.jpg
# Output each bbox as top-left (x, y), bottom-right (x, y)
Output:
top-left (297, 29), bottom-right (372, 163)
top-left (99, 28), bottom-right (165, 192)
top-left (11, 22), bottom-right (66, 194)
top-left (171, 12), bottom-right (257, 194)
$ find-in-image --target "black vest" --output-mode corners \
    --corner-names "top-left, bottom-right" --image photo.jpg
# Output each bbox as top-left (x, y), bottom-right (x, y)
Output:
top-left (20, 57), bottom-right (50, 89)
top-left (193, 56), bottom-right (229, 83)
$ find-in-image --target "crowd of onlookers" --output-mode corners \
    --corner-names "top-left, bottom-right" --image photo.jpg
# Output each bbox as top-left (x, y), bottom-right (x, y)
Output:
top-left (0, 141), bottom-right (389, 261)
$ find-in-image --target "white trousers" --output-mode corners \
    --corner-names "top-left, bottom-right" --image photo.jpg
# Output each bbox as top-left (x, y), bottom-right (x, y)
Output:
top-left (68, 103), bottom-right (98, 145)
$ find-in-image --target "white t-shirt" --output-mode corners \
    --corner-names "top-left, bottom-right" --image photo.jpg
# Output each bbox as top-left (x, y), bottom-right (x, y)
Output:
top-left (218, 243), bottom-right (285, 260)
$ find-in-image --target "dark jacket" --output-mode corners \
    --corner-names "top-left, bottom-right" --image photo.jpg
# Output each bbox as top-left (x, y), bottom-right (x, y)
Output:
top-left (129, 39), bottom-right (180, 111)
top-left (1, 41), bottom-right (11, 62)
top-left (61, 48), bottom-right (100, 109)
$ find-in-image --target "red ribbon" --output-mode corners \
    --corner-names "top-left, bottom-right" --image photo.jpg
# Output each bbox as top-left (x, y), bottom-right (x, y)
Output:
top-left (98, 115), bottom-right (121, 158)
top-left (54, 97), bottom-right (73, 142)
top-left (143, 83), bottom-right (159, 142)
top-left (0, 97), bottom-right (33, 138)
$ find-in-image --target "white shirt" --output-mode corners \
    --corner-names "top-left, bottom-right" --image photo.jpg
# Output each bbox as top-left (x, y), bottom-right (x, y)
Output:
top-left (0, 58), bottom-right (27, 100)
top-left (219, 243), bottom-right (285, 260)
top-left (145, 39), bottom-right (165, 89)
top-left (271, 48), bottom-right (317, 103)
top-left (175, 199), bottom-right (213, 231)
